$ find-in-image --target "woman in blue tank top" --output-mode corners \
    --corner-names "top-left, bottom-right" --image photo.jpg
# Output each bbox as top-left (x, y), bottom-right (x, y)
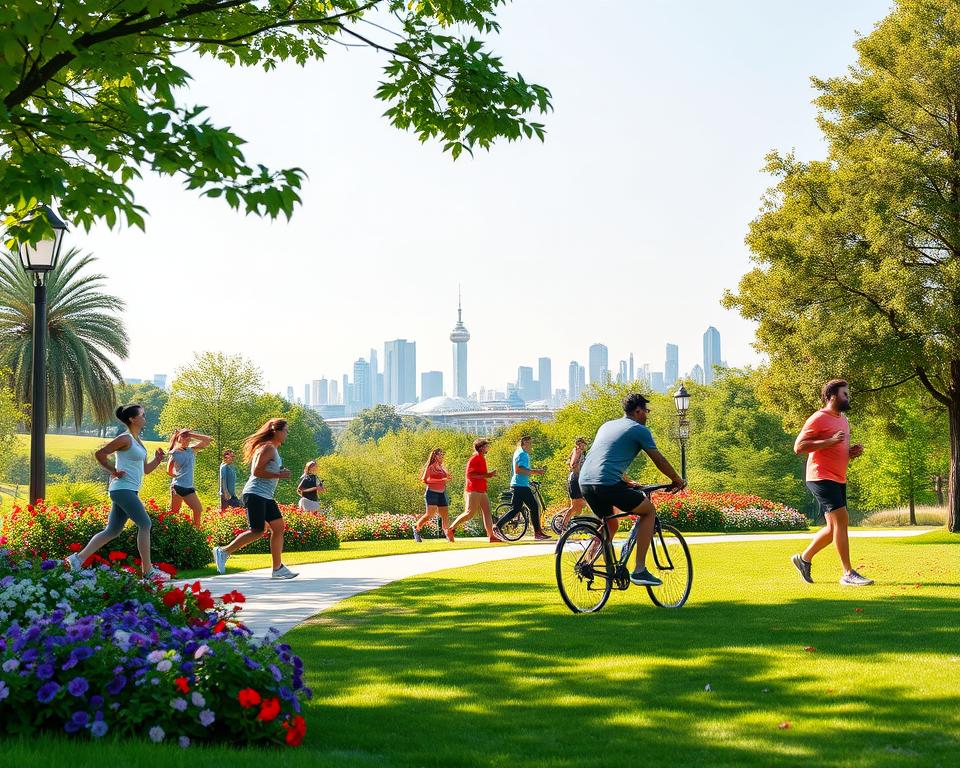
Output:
top-left (66, 404), bottom-right (170, 580)
top-left (165, 428), bottom-right (213, 525)
top-left (212, 418), bottom-right (298, 579)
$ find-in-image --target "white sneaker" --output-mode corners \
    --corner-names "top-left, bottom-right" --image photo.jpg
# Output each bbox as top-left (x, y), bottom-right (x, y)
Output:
top-left (271, 565), bottom-right (298, 580)
top-left (144, 566), bottom-right (171, 582)
top-left (839, 570), bottom-right (874, 587)
top-left (65, 554), bottom-right (82, 571)
top-left (213, 546), bottom-right (228, 575)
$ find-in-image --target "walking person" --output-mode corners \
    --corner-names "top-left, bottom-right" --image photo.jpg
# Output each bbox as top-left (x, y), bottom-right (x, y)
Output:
top-left (556, 437), bottom-right (589, 531)
top-left (412, 448), bottom-right (452, 542)
top-left (579, 393), bottom-right (685, 586)
top-left (66, 404), bottom-right (169, 580)
top-left (296, 460), bottom-right (325, 511)
top-left (791, 379), bottom-right (873, 586)
top-left (448, 438), bottom-right (500, 543)
top-left (494, 435), bottom-right (550, 541)
top-left (166, 429), bottom-right (213, 525)
top-left (212, 418), bottom-right (297, 579)
top-left (219, 449), bottom-right (242, 509)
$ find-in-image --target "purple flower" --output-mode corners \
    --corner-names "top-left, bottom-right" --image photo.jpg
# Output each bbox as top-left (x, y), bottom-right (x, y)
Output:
top-left (0, 681), bottom-right (9, 701)
top-left (90, 695), bottom-right (104, 708)
top-left (1, 659), bottom-right (18, 673)
top-left (106, 675), bottom-right (126, 695)
top-left (91, 720), bottom-right (108, 738)
top-left (278, 685), bottom-right (294, 702)
top-left (35, 663), bottom-right (55, 680)
top-left (170, 698), bottom-right (188, 712)
top-left (178, 736), bottom-right (190, 749)
top-left (37, 681), bottom-right (60, 703)
top-left (268, 663), bottom-right (282, 682)
top-left (70, 711), bottom-right (90, 728)
top-left (67, 677), bottom-right (89, 697)
top-left (149, 725), bottom-right (165, 743)
top-left (199, 709), bottom-right (215, 727)
top-left (243, 656), bottom-right (262, 671)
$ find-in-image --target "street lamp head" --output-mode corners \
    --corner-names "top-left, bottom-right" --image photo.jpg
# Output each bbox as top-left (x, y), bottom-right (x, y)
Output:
top-left (18, 205), bottom-right (68, 273)
top-left (673, 384), bottom-right (690, 416)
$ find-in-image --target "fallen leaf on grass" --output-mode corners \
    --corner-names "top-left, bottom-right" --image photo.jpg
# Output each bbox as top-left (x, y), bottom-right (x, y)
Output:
top-left (854, 608), bottom-right (863, 613)
top-left (778, 722), bottom-right (791, 730)
top-left (803, 646), bottom-right (816, 652)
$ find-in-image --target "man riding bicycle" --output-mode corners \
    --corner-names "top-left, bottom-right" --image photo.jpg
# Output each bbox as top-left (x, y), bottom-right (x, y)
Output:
top-left (578, 393), bottom-right (685, 586)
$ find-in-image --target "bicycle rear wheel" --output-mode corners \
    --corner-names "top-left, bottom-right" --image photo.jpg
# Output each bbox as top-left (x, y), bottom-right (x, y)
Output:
top-left (496, 504), bottom-right (528, 541)
top-left (556, 522), bottom-right (612, 613)
top-left (646, 523), bottom-right (692, 608)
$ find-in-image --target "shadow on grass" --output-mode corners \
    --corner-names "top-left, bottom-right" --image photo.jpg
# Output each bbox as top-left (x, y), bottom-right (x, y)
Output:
top-left (290, 577), bottom-right (960, 768)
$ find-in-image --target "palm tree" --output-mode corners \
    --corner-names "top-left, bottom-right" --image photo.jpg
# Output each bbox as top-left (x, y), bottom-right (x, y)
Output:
top-left (0, 247), bottom-right (128, 430)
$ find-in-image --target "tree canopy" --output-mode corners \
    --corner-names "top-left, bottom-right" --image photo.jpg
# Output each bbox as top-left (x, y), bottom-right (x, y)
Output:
top-left (1, 1), bottom-right (551, 246)
top-left (724, 0), bottom-right (960, 530)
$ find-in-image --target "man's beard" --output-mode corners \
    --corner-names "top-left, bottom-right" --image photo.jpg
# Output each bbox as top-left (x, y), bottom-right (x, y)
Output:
top-left (838, 400), bottom-right (851, 412)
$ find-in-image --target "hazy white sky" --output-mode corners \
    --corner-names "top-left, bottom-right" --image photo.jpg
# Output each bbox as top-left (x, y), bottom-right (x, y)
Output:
top-left (75, 0), bottom-right (892, 396)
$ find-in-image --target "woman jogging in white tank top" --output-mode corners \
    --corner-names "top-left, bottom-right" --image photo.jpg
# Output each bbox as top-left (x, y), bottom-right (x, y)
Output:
top-left (66, 404), bottom-right (169, 580)
top-left (212, 418), bottom-right (298, 579)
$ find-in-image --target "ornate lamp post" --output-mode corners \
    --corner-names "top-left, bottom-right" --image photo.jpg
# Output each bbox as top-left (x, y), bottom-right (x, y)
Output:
top-left (18, 205), bottom-right (69, 504)
top-left (673, 384), bottom-right (691, 481)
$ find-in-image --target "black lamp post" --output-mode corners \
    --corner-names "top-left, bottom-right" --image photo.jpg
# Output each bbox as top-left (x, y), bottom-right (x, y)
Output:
top-left (18, 205), bottom-right (68, 504)
top-left (673, 384), bottom-right (691, 481)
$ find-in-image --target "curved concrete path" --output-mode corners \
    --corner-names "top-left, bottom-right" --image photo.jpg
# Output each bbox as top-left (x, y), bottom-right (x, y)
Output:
top-left (181, 528), bottom-right (935, 637)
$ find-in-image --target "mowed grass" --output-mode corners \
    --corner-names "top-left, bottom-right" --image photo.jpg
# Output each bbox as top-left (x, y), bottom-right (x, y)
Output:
top-left (13, 432), bottom-right (166, 460)
top-left (5, 531), bottom-right (959, 767)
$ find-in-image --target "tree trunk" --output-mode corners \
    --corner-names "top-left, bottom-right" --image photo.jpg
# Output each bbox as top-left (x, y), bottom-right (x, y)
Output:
top-left (949, 361), bottom-right (960, 532)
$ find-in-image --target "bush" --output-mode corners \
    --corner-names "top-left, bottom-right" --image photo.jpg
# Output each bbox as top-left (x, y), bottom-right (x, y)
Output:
top-left (0, 500), bottom-right (212, 571)
top-left (861, 506), bottom-right (947, 527)
top-left (614, 491), bottom-right (808, 533)
top-left (331, 512), bottom-right (488, 541)
top-left (44, 482), bottom-right (107, 508)
top-left (203, 505), bottom-right (339, 553)
top-left (0, 552), bottom-right (310, 747)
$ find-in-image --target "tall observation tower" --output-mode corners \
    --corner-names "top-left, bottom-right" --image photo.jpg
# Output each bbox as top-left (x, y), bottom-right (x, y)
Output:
top-left (450, 290), bottom-right (470, 398)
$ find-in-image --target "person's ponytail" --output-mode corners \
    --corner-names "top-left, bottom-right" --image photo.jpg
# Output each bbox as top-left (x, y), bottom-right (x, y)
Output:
top-left (116, 403), bottom-right (143, 426)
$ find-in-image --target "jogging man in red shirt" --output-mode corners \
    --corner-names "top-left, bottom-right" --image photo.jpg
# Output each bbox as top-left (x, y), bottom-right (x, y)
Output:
top-left (792, 379), bottom-right (873, 587)
top-left (448, 438), bottom-right (500, 543)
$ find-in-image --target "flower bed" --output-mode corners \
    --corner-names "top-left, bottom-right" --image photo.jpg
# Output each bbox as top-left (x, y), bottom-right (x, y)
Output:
top-left (332, 512), bottom-right (488, 541)
top-left (1, 500), bottom-right (211, 571)
top-left (0, 551), bottom-right (310, 747)
top-left (613, 491), bottom-right (807, 533)
top-left (202, 506), bottom-right (339, 553)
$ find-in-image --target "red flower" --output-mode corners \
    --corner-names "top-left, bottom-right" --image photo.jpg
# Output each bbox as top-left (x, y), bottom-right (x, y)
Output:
top-left (283, 715), bottom-right (307, 746)
top-left (108, 550), bottom-right (129, 562)
top-left (174, 677), bottom-right (190, 694)
top-left (237, 688), bottom-right (262, 708)
top-left (162, 587), bottom-right (186, 608)
top-left (212, 620), bottom-right (226, 634)
top-left (67, 542), bottom-right (82, 552)
top-left (257, 697), bottom-right (281, 722)
top-left (196, 591), bottom-right (215, 611)
top-left (221, 590), bottom-right (246, 604)
top-left (156, 562), bottom-right (178, 576)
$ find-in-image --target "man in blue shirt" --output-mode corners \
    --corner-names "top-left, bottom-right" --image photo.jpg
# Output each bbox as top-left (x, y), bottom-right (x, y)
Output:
top-left (495, 435), bottom-right (550, 540)
top-left (579, 393), bottom-right (685, 585)
top-left (219, 449), bottom-right (241, 509)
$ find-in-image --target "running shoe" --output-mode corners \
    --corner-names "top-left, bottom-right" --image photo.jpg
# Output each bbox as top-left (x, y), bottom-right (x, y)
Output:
top-left (839, 570), bottom-right (874, 587)
top-left (629, 568), bottom-right (663, 587)
top-left (445, 527), bottom-right (455, 543)
top-left (144, 566), bottom-right (171, 582)
top-left (791, 553), bottom-right (814, 584)
top-left (65, 553), bottom-right (82, 571)
top-left (213, 546), bottom-right (228, 575)
top-left (534, 532), bottom-right (553, 541)
top-left (412, 526), bottom-right (422, 543)
top-left (271, 565), bottom-right (298, 580)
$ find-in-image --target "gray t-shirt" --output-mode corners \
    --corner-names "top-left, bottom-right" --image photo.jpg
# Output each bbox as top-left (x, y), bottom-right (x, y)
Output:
top-left (578, 417), bottom-right (657, 486)
top-left (169, 448), bottom-right (196, 488)
top-left (219, 463), bottom-right (237, 498)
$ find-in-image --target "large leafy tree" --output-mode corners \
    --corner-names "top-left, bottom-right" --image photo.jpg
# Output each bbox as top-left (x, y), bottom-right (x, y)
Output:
top-left (724, 0), bottom-right (960, 530)
top-left (1, 1), bottom-right (552, 245)
top-left (0, 247), bottom-right (127, 429)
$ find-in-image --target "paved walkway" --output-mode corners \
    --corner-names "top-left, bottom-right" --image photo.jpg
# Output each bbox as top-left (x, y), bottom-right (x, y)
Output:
top-left (180, 528), bottom-right (935, 637)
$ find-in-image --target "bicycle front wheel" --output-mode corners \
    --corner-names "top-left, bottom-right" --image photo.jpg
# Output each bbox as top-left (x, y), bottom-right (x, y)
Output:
top-left (646, 523), bottom-right (692, 608)
top-left (550, 512), bottom-right (567, 536)
top-left (556, 522), bottom-right (612, 614)
top-left (496, 505), bottom-right (528, 541)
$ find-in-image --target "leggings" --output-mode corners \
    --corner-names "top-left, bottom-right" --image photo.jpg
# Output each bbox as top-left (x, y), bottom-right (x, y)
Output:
top-left (498, 486), bottom-right (542, 534)
top-left (104, 489), bottom-right (152, 535)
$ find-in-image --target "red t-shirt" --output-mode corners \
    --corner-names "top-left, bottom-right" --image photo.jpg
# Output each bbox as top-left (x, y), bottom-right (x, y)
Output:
top-left (422, 464), bottom-right (450, 493)
top-left (795, 409), bottom-right (851, 483)
top-left (465, 453), bottom-right (488, 493)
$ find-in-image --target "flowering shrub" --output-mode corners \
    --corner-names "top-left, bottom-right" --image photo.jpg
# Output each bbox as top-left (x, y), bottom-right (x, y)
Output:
top-left (0, 551), bottom-right (310, 747)
top-left (614, 491), bottom-right (808, 533)
top-left (332, 512), bottom-right (488, 541)
top-left (1, 500), bottom-right (211, 570)
top-left (203, 506), bottom-right (339, 553)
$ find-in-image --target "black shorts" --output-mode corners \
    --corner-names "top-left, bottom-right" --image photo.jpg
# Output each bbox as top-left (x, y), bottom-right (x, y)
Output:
top-left (806, 480), bottom-right (847, 514)
top-left (425, 490), bottom-right (450, 507)
top-left (172, 485), bottom-right (196, 497)
top-left (580, 482), bottom-right (647, 518)
top-left (243, 493), bottom-right (283, 532)
top-left (567, 473), bottom-right (583, 500)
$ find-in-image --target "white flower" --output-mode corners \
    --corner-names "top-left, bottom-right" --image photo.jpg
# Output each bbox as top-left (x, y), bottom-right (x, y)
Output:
top-left (146, 650), bottom-right (165, 664)
top-left (149, 725), bottom-right (165, 743)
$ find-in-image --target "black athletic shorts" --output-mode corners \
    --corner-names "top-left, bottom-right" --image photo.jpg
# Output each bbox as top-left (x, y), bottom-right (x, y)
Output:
top-left (424, 489), bottom-right (450, 507)
top-left (567, 473), bottom-right (583, 501)
top-left (243, 493), bottom-right (283, 532)
top-left (172, 485), bottom-right (196, 497)
top-left (806, 480), bottom-right (847, 514)
top-left (579, 481), bottom-right (647, 518)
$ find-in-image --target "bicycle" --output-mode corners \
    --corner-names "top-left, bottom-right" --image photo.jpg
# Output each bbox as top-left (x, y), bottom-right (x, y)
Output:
top-left (554, 483), bottom-right (693, 613)
top-left (494, 480), bottom-right (550, 541)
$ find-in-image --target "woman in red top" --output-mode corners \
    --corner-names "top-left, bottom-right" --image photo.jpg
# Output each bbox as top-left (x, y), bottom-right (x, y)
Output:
top-left (413, 448), bottom-right (452, 542)
top-left (448, 438), bottom-right (500, 543)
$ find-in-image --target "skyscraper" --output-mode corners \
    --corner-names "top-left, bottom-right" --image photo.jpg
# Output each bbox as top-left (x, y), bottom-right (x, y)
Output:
top-left (651, 371), bottom-right (664, 393)
top-left (352, 359), bottom-right (371, 410)
top-left (286, 386), bottom-right (295, 403)
top-left (703, 326), bottom-right (722, 384)
top-left (152, 373), bottom-right (167, 390)
top-left (690, 364), bottom-right (705, 385)
top-left (318, 378), bottom-right (329, 405)
top-left (629, 353), bottom-right (634, 383)
top-left (312, 379), bottom-right (321, 406)
top-left (665, 343), bottom-right (679, 388)
top-left (589, 343), bottom-right (608, 385)
top-left (303, 383), bottom-right (310, 406)
top-left (517, 366), bottom-right (537, 402)
top-left (568, 361), bottom-right (581, 401)
top-left (538, 357), bottom-right (551, 403)
top-left (450, 292), bottom-right (470, 398)
top-left (421, 371), bottom-right (443, 400)
top-left (329, 380), bottom-right (339, 405)
top-left (617, 360), bottom-right (628, 384)
top-left (384, 339), bottom-right (417, 404)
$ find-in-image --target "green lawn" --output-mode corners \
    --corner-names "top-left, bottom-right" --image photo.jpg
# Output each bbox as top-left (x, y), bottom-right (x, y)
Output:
top-left (13, 432), bottom-right (166, 460)
top-left (8, 531), bottom-right (958, 767)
